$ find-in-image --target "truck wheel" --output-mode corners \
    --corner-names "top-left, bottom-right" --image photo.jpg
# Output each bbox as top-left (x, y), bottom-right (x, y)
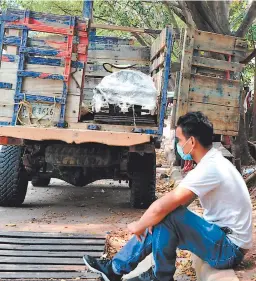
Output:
top-left (0, 145), bottom-right (28, 206)
top-left (129, 152), bottom-right (156, 209)
top-left (31, 177), bottom-right (51, 187)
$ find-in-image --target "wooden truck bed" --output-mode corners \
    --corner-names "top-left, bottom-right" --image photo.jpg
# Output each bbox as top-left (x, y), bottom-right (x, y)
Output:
top-left (0, 9), bottom-right (175, 144)
top-left (174, 28), bottom-right (248, 136)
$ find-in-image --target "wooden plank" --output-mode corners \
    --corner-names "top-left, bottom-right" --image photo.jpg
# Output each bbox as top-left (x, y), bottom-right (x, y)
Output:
top-left (68, 122), bottom-right (158, 132)
top-left (4, 34), bottom-right (100, 55)
top-left (176, 28), bottom-right (195, 119)
top-left (85, 63), bottom-right (150, 77)
top-left (0, 62), bottom-right (18, 87)
top-left (91, 23), bottom-right (161, 34)
top-left (0, 62), bottom-right (83, 95)
top-left (0, 92), bottom-right (84, 124)
top-left (0, 117), bottom-right (12, 125)
top-left (83, 89), bottom-right (94, 102)
top-left (0, 231), bottom-right (104, 238)
top-left (0, 272), bottom-right (99, 279)
top-left (152, 69), bottom-right (163, 94)
top-left (0, 90), bottom-right (81, 123)
top-left (188, 102), bottom-right (239, 132)
top-left (195, 67), bottom-right (226, 79)
top-left (25, 64), bottom-right (83, 95)
top-left (150, 28), bottom-right (166, 60)
top-left (0, 126), bottom-right (151, 146)
top-left (88, 45), bottom-right (150, 62)
top-left (0, 244), bottom-right (104, 251)
top-left (87, 57), bottom-right (150, 65)
top-left (192, 56), bottom-right (244, 72)
top-left (0, 250), bottom-right (101, 258)
top-left (84, 77), bottom-right (102, 89)
top-left (0, 90), bottom-right (15, 118)
top-left (0, 256), bottom-right (85, 265)
top-left (0, 237), bottom-right (105, 245)
top-left (188, 74), bottom-right (241, 107)
top-left (0, 264), bottom-right (85, 271)
top-left (6, 29), bottom-right (19, 55)
top-left (194, 29), bottom-right (247, 58)
top-left (18, 94), bottom-right (80, 125)
top-left (4, 9), bottom-right (87, 29)
top-left (150, 52), bottom-right (165, 73)
top-left (2, 52), bottom-right (84, 69)
top-left (89, 36), bottom-right (134, 46)
top-left (214, 129), bottom-right (238, 136)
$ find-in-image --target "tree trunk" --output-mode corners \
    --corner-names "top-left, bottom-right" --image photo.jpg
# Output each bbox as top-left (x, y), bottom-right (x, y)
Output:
top-left (232, 90), bottom-right (255, 169)
top-left (253, 62), bottom-right (256, 140)
top-left (239, 112), bottom-right (255, 165)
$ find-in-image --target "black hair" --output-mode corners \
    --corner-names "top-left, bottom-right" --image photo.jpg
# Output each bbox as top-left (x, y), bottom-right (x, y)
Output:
top-left (177, 111), bottom-right (213, 148)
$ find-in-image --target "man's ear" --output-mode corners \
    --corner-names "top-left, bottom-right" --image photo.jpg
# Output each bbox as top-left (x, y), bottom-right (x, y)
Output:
top-left (191, 136), bottom-right (196, 147)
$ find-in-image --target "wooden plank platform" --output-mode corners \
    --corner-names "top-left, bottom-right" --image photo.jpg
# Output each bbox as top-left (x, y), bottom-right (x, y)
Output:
top-left (175, 28), bottom-right (247, 136)
top-left (0, 231), bottom-right (105, 280)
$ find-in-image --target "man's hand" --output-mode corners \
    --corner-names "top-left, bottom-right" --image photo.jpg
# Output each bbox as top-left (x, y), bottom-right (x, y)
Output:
top-left (127, 221), bottom-right (153, 242)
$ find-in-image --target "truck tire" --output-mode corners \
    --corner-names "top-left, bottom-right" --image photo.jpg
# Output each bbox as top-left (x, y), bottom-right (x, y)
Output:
top-left (31, 177), bottom-right (51, 187)
top-left (0, 145), bottom-right (28, 206)
top-left (129, 152), bottom-right (156, 209)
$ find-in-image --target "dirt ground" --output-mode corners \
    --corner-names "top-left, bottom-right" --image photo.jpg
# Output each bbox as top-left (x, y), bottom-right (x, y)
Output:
top-left (235, 186), bottom-right (256, 281)
top-left (0, 149), bottom-right (255, 280)
top-left (0, 180), bottom-right (143, 234)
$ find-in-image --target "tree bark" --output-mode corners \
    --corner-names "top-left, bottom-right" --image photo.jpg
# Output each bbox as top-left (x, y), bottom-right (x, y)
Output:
top-left (232, 89), bottom-right (255, 168)
top-left (236, 1), bottom-right (256, 37)
top-left (253, 61), bottom-right (256, 139)
top-left (239, 112), bottom-right (255, 165)
top-left (208, 1), bottom-right (230, 35)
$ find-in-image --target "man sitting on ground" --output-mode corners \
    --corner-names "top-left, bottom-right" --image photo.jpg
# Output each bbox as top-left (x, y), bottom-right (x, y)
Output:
top-left (84, 111), bottom-right (253, 281)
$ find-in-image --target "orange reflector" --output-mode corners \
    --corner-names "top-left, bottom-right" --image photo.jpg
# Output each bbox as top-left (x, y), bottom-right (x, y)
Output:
top-left (0, 137), bottom-right (9, 145)
top-left (0, 136), bottom-right (23, 145)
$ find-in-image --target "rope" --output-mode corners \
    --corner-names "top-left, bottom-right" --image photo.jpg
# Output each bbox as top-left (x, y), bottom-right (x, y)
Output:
top-left (132, 105), bottom-right (137, 128)
top-left (0, 94), bottom-right (60, 127)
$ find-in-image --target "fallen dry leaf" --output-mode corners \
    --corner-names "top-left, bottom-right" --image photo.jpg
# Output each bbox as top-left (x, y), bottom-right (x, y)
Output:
top-left (5, 224), bottom-right (16, 227)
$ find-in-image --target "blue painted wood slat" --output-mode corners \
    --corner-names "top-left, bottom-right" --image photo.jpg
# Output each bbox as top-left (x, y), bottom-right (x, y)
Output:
top-left (2, 54), bottom-right (84, 69)
top-left (0, 82), bottom-right (12, 89)
top-left (17, 71), bottom-right (65, 81)
top-left (158, 27), bottom-right (173, 136)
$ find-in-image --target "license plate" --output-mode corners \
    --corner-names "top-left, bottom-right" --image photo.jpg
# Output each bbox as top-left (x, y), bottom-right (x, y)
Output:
top-left (21, 103), bottom-right (56, 120)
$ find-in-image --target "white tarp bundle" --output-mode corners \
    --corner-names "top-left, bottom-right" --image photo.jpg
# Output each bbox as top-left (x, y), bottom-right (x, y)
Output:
top-left (92, 70), bottom-right (157, 114)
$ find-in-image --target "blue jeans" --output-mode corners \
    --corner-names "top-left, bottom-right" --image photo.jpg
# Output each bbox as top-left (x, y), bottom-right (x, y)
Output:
top-left (112, 207), bottom-right (244, 281)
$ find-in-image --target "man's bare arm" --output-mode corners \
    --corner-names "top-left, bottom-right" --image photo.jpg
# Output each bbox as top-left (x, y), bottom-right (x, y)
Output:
top-left (182, 194), bottom-right (197, 207)
top-left (133, 185), bottom-right (195, 233)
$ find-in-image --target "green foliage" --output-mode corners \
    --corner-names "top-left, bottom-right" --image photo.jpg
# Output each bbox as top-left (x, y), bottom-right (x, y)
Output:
top-left (0, 0), bottom-right (19, 9)
top-left (242, 62), bottom-right (255, 86)
top-left (14, 0), bottom-right (184, 43)
top-left (17, 0), bottom-right (83, 15)
top-left (2, 0), bottom-right (255, 84)
top-left (229, 1), bottom-right (248, 33)
top-left (229, 1), bottom-right (255, 85)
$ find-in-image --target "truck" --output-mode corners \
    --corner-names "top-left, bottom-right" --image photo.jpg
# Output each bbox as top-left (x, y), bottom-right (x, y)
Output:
top-left (0, 3), bottom-right (247, 208)
top-left (0, 4), bottom-right (175, 208)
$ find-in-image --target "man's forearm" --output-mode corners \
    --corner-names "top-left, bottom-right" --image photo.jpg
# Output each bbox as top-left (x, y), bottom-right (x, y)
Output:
top-left (137, 201), bottom-right (167, 231)
top-left (136, 187), bottom-right (195, 232)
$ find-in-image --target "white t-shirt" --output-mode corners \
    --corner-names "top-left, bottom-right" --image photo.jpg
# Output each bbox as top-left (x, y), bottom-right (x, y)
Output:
top-left (179, 148), bottom-right (253, 249)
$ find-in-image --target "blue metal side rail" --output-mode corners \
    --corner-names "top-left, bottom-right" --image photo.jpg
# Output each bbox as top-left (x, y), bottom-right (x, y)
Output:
top-left (0, 9), bottom-right (89, 127)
